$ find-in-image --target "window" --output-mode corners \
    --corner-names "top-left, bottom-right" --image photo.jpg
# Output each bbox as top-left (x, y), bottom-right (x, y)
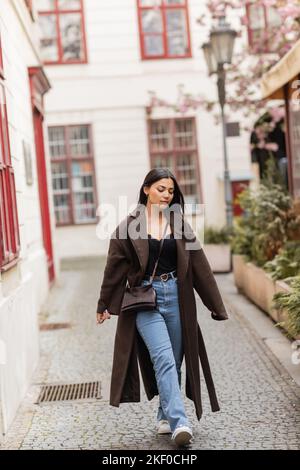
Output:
top-left (0, 38), bottom-right (20, 269)
top-left (246, 2), bottom-right (281, 53)
top-left (49, 125), bottom-right (98, 225)
top-left (36, 0), bottom-right (87, 64)
top-left (149, 118), bottom-right (201, 208)
top-left (137, 0), bottom-right (191, 59)
top-left (226, 121), bottom-right (240, 137)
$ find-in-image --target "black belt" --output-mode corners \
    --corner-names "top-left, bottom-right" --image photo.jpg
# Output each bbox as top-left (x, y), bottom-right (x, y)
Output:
top-left (143, 270), bottom-right (177, 282)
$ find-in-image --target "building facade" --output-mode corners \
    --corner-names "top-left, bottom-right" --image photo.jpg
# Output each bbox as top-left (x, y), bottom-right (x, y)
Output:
top-left (0, 0), bottom-right (292, 436)
top-left (0, 0), bottom-right (57, 435)
top-left (34, 0), bottom-right (253, 258)
top-left (261, 38), bottom-right (300, 199)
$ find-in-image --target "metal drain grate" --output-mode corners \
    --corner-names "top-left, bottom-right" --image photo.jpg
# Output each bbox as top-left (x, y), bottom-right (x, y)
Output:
top-left (36, 381), bottom-right (102, 404)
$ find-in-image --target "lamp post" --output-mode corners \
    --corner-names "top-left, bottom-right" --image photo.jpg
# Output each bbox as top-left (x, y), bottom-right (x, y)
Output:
top-left (202, 17), bottom-right (237, 227)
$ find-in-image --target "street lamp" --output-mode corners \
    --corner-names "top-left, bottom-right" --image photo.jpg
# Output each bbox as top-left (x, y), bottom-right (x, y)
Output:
top-left (202, 42), bottom-right (218, 76)
top-left (202, 17), bottom-right (237, 227)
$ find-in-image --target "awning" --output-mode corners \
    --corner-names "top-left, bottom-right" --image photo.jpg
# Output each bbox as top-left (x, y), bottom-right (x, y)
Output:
top-left (261, 38), bottom-right (300, 100)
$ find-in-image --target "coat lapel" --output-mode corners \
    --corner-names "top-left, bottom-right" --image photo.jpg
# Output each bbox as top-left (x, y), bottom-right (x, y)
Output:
top-left (127, 204), bottom-right (189, 282)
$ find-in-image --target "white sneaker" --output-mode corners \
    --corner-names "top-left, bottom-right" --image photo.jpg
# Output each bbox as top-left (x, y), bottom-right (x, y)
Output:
top-left (171, 425), bottom-right (193, 446)
top-left (157, 419), bottom-right (172, 434)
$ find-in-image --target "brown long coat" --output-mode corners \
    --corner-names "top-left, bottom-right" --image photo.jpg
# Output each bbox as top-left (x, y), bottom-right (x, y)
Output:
top-left (96, 205), bottom-right (229, 420)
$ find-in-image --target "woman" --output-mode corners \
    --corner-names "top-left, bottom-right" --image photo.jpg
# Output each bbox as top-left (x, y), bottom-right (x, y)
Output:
top-left (96, 168), bottom-right (228, 447)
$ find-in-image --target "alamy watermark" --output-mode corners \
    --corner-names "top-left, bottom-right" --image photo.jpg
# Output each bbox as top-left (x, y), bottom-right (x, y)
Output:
top-left (0, 339), bottom-right (6, 365)
top-left (291, 340), bottom-right (300, 365)
top-left (95, 198), bottom-right (206, 250)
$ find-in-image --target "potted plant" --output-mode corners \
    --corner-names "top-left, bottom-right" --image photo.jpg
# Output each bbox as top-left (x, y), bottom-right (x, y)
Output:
top-left (264, 241), bottom-right (300, 321)
top-left (264, 241), bottom-right (300, 281)
top-left (272, 276), bottom-right (300, 339)
top-left (230, 167), bottom-right (300, 316)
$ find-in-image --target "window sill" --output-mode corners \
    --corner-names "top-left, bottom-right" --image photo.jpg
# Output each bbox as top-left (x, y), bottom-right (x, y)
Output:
top-left (56, 220), bottom-right (98, 227)
top-left (141, 54), bottom-right (192, 61)
top-left (43, 59), bottom-right (88, 66)
top-left (1, 256), bottom-right (19, 273)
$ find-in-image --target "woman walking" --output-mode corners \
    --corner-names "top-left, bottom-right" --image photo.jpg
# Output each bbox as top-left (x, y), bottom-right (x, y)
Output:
top-left (96, 168), bottom-right (228, 447)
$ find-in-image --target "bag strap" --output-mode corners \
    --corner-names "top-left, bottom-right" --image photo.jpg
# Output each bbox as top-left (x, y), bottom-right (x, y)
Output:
top-left (126, 221), bottom-right (170, 288)
top-left (149, 222), bottom-right (169, 282)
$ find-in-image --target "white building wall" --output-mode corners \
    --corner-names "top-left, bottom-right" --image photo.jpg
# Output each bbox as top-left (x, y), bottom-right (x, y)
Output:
top-left (0, 0), bottom-right (55, 435)
top-left (42, 0), bottom-right (252, 257)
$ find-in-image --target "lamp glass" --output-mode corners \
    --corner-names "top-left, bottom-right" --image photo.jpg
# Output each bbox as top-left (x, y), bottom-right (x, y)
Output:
top-left (210, 29), bottom-right (236, 65)
top-left (202, 42), bottom-right (218, 75)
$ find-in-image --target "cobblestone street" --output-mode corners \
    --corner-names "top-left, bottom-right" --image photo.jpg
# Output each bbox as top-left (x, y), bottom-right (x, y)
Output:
top-left (1, 258), bottom-right (299, 450)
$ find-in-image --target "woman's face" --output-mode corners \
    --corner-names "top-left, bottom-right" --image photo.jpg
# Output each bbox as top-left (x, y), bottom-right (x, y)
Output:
top-left (144, 178), bottom-right (175, 208)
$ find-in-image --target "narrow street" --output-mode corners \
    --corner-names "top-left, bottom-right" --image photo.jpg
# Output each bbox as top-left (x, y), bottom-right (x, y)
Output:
top-left (2, 258), bottom-right (299, 450)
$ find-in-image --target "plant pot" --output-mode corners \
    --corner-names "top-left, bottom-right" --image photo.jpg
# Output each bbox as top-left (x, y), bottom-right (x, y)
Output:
top-left (275, 280), bottom-right (292, 323)
top-left (203, 244), bottom-right (231, 273)
top-left (242, 262), bottom-right (276, 317)
top-left (232, 254), bottom-right (247, 291)
top-left (231, 256), bottom-right (300, 332)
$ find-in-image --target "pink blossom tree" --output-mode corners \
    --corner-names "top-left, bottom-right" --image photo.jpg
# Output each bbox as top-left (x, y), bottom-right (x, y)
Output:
top-left (148, 0), bottom-right (300, 136)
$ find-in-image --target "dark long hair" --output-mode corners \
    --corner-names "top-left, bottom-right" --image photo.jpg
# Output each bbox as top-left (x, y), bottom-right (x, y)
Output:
top-left (138, 168), bottom-right (185, 214)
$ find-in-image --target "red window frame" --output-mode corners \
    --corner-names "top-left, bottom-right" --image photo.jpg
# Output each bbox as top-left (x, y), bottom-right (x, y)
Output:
top-left (37, 0), bottom-right (88, 65)
top-left (24, 0), bottom-right (34, 18)
top-left (0, 37), bottom-right (20, 270)
top-left (49, 124), bottom-right (98, 226)
top-left (0, 35), bottom-right (3, 79)
top-left (246, 2), bottom-right (281, 53)
top-left (148, 117), bottom-right (202, 209)
top-left (137, 0), bottom-right (192, 60)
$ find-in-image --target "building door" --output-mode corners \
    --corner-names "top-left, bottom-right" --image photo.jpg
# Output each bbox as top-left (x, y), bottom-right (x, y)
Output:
top-left (28, 67), bottom-right (54, 283)
top-left (231, 180), bottom-right (250, 217)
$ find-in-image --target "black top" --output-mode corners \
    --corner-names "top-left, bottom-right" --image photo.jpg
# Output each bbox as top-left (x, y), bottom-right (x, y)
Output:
top-left (144, 233), bottom-right (177, 276)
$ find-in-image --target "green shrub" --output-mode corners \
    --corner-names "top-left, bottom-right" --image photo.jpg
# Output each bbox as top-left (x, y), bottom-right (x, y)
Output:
top-left (230, 181), bottom-right (300, 266)
top-left (264, 241), bottom-right (300, 280)
top-left (272, 276), bottom-right (300, 338)
top-left (204, 226), bottom-right (233, 244)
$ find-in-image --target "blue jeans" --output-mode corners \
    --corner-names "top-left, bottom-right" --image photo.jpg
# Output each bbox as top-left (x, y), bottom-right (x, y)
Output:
top-left (136, 274), bottom-right (190, 432)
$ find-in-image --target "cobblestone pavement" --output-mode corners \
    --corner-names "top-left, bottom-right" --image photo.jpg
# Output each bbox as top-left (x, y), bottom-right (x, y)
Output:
top-left (1, 258), bottom-right (299, 450)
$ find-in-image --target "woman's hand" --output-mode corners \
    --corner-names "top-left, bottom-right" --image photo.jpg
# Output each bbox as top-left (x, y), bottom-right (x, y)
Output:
top-left (96, 309), bottom-right (111, 324)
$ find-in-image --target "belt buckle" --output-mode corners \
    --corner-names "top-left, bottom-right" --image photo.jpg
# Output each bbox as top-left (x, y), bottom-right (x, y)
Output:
top-left (160, 273), bottom-right (168, 282)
